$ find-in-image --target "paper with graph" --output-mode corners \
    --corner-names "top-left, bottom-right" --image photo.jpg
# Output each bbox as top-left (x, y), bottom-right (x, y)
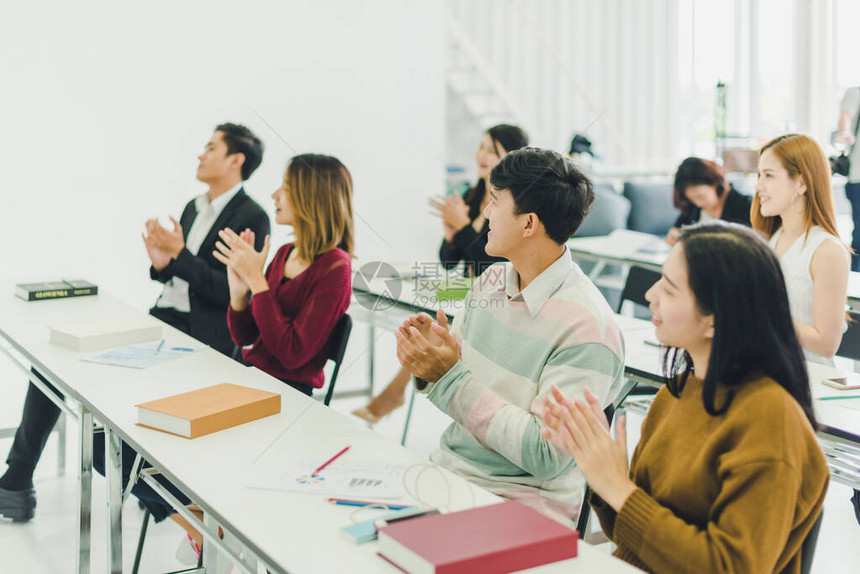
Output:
top-left (245, 453), bottom-right (407, 498)
top-left (82, 342), bottom-right (198, 369)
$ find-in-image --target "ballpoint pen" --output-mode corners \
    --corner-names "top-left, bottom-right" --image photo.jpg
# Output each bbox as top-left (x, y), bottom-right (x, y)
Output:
top-left (327, 498), bottom-right (413, 510)
top-left (154, 339), bottom-right (165, 355)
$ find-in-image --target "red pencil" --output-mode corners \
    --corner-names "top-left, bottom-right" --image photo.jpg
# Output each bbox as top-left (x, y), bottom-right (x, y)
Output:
top-left (312, 445), bottom-right (351, 476)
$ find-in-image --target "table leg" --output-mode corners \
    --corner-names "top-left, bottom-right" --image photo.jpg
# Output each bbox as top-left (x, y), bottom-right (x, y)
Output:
top-left (76, 408), bottom-right (93, 574)
top-left (106, 427), bottom-right (123, 573)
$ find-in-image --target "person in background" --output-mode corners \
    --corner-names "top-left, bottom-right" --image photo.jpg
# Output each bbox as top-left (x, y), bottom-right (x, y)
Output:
top-left (352, 124), bottom-right (528, 424)
top-left (146, 123), bottom-right (270, 357)
top-left (89, 154), bottom-right (354, 563)
top-left (0, 123), bottom-right (269, 525)
top-left (217, 153), bottom-right (354, 397)
top-left (751, 134), bottom-right (849, 365)
top-left (396, 148), bottom-right (624, 522)
top-left (836, 86), bottom-right (860, 271)
top-left (665, 157), bottom-right (752, 245)
top-left (543, 222), bottom-right (828, 573)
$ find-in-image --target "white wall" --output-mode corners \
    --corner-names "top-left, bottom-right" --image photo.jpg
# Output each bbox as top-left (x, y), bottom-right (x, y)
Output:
top-left (446, 0), bottom-right (681, 171)
top-left (0, 0), bottom-right (444, 308)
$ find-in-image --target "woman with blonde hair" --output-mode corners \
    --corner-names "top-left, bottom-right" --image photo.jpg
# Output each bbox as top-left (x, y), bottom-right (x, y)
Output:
top-left (215, 153), bottom-right (354, 395)
top-left (751, 133), bottom-right (849, 364)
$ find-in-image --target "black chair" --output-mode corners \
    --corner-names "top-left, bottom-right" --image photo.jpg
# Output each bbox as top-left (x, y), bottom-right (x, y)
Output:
top-left (131, 314), bottom-right (353, 574)
top-left (322, 313), bottom-right (353, 407)
top-left (836, 311), bottom-right (860, 361)
top-left (576, 403), bottom-right (616, 538)
top-left (617, 266), bottom-right (661, 397)
top-left (799, 509), bottom-right (824, 574)
top-left (617, 265), bottom-right (661, 317)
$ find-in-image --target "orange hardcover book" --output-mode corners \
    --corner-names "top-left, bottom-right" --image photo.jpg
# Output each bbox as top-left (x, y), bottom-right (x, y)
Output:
top-left (136, 383), bottom-right (281, 438)
top-left (377, 500), bottom-right (578, 574)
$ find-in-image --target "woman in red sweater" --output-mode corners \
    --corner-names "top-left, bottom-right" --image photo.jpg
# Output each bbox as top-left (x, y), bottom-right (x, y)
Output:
top-left (214, 153), bottom-right (354, 396)
top-left (541, 222), bottom-right (828, 573)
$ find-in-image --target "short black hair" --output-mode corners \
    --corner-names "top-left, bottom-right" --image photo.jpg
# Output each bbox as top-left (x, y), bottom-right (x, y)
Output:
top-left (489, 147), bottom-right (595, 244)
top-left (215, 123), bottom-right (264, 180)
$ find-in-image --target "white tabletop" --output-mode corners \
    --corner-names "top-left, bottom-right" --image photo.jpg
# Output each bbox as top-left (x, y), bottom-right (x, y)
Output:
top-left (567, 230), bottom-right (669, 270)
top-left (0, 291), bottom-right (642, 573)
top-left (608, 314), bottom-right (860, 445)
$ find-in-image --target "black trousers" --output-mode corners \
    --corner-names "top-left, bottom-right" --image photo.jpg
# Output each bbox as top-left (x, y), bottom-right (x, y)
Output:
top-left (4, 308), bottom-right (306, 517)
top-left (2, 307), bottom-right (192, 488)
top-left (4, 371), bottom-right (62, 487)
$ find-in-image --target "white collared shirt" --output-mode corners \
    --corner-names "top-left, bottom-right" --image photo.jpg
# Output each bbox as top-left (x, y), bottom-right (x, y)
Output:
top-left (156, 183), bottom-right (243, 312)
top-left (501, 245), bottom-right (576, 318)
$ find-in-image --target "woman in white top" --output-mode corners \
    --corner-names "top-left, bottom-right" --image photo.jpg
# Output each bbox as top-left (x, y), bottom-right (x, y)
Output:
top-left (752, 133), bottom-right (850, 364)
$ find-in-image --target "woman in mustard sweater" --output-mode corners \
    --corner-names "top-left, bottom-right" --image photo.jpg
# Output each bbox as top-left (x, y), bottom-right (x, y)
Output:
top-left (541, 222), bottom-right (828, 573)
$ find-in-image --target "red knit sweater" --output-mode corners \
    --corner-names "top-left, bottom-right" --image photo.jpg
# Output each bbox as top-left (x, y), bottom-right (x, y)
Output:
top-left (227, 244), bottom-right (352, 389)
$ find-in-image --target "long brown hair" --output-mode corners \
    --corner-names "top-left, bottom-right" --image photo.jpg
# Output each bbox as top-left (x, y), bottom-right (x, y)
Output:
top-left (750, 134), bottom-right (839, 239)
top-left (285, 154), bottom-right (354, 262)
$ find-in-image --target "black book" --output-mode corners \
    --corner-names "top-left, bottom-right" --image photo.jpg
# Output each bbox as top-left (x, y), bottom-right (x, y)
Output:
top-left (15, 280), bottom-right (98, 301)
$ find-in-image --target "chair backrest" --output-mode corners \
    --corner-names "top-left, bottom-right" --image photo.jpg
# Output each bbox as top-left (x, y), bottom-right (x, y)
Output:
top-left (799, 509), bottom-right (824, 574)
top-left (617, 266), bottom-right (662, 315)
top-left (622, 181), bottom-right (677, 236)
top-left (575, 403), bottom-right (616, 537)
top-left (323, 314), bottom-right (353, 406)
top-left (575, 183), bottom-right (631, 237)
top-left (836, 311), bottom-right (860, 361)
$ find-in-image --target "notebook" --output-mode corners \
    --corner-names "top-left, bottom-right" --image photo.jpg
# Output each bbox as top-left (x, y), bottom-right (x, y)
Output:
top-left (136, 383), bottom-right (281, 438)
top-left (377, 500), bottom-right (578, 574)
top-left (49, 317), bottom-right (162, 352)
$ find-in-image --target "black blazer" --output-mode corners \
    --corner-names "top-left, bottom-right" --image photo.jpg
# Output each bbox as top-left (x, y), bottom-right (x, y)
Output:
top-left (150, 188), bottom-right (270, 356)
top-left (674, 187), bottom-right (753, 228)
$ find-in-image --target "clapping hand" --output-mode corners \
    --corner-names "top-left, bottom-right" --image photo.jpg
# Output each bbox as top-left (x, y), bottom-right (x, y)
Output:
top-left (540, 386), bottom-right (636, 512)
top-left (142, 218), bottom-right (184, 271)
top-left (429, 194), bottom-right (471, 233)
top-left (396, 309), bottom-right (460, 383)
top-left (144, 217), bottom-right (185, 258)
top-left (213, 228), bottom-right (271, 300)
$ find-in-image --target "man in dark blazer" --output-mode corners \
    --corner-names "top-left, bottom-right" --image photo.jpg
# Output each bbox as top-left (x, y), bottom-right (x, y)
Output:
top-left (144, 123), bottom-right (270, 356)
top-left (0, 123), bottom-right (270, 522)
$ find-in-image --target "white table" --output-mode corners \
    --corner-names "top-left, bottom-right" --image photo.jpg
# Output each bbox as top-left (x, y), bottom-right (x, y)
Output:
top-left (567, 230), bottom-right (668, 291)
top-left (0, 291), bottom-right (642, 573)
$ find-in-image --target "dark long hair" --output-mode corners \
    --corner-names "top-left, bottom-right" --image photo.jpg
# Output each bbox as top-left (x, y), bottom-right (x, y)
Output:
top-left (672, 157), bottom-right (729, 220)
top-left (463, 124), bottom-right (528, 220)
top-left (663, 222), bottom-right (816, 426)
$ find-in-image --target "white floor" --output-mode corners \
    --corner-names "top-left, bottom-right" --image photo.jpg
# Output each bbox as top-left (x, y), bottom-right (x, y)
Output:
top-left (1, 326), bottom-right (859, 573)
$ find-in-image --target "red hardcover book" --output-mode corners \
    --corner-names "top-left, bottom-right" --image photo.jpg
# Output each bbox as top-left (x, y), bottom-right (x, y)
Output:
top-left (377, 500), bottom-right (578, 574)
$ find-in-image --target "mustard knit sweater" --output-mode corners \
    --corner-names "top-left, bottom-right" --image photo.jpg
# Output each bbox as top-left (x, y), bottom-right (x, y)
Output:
top-left (592, 374), bottom-right (829, 573)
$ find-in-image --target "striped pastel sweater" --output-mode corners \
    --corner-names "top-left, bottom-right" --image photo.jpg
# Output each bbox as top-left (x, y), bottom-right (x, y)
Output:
top-left (420, 247), bottom-right (625, 522)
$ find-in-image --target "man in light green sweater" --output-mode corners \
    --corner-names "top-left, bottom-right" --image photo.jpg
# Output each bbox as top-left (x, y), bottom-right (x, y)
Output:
top-left (396, 147), bottom-right (625, 522)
